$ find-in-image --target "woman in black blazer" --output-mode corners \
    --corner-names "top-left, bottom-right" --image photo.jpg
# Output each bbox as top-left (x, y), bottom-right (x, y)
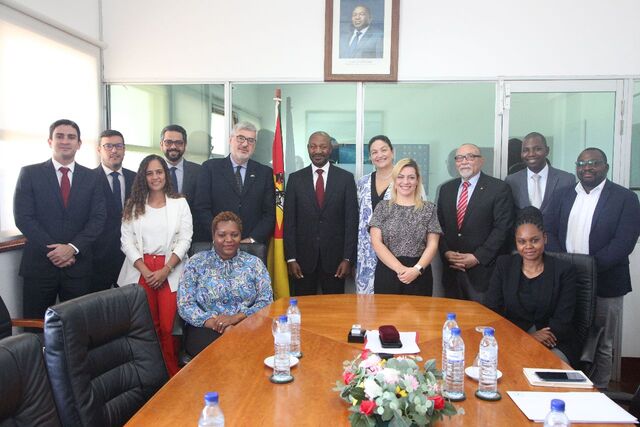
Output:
top-left (485, 206), bottom-right (578, 366)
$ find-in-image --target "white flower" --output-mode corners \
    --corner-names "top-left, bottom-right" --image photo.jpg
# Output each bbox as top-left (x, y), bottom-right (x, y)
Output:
top-left (359, 354), bottom-right (382, 369)
top-left (382, 368), bottom-right (401, 384)
top-left (363, 378), bottom-right (383, 399)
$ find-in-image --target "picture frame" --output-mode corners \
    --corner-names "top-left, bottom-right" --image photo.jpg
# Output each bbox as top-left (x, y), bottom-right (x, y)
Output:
top-left (324, 0), bottom-right (399, 81)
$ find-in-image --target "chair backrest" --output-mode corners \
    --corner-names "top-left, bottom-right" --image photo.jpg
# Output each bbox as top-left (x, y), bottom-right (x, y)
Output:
top-left (545, 251), bottom-right (597, 344)
top-left (0, 333), bottom-right (60, 426)
top-left (0, 294), bottom-right (11, 340)
top-left (189, 241), bottom-right (268, 266)
top-left (43, 285), bottom-right (168, 427)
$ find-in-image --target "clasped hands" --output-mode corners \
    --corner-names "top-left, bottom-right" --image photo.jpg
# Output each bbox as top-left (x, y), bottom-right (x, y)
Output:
top-left (142, 266), bottom-right (170, 289)
top-left (46, 243), bottom-right (76, 268)
top-left (394, 265), bottom-right (420, 284)
top-left (287, 259), bottom-right (351, 280)
top-left (444, 251), bottom-right (479, 271)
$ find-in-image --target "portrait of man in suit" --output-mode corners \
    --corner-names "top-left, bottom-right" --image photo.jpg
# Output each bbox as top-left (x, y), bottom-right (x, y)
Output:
top-left (160, 124), bottom-right (204, 239)
top-left (194, 121), bottom-right (275, 244)
top-left (437, 143), bottom-right (514, 303)
top-left (339, 3), bottom-right (384, 59)
top-left (505, 132), bottom-right (575, 216)
top-left (91, 129), bottom-right (136, 292)
top-left (284, 131), bottom-right (358, 295)
top-left (13, 119), bottom-right (106, 318)
top-left (545, 148), bottom-right (640, 389)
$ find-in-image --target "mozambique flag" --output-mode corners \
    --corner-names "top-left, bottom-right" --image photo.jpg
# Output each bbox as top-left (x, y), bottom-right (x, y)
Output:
top-left (267, 90), bottom-right (290, 299)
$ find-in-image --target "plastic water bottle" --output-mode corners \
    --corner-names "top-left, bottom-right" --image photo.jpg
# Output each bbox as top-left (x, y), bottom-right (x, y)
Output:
top-left (443, 327), bottom-right (465, 401)
top-left (286, 298), bottom-right (302, 358)
top-left (544, 399), bottom-right (571, 427)
top-left (198, 392), bottom-right (224, 427)
top-left (476, 327), bottom-right (499, 400)
top-left (441, 313), bottom-right (458, 377)
top-left (271, 315), bottom-right (293, 383)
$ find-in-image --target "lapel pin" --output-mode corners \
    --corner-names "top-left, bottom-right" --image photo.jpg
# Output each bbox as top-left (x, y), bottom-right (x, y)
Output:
top-left (250, 174), bottom-right (255, 178)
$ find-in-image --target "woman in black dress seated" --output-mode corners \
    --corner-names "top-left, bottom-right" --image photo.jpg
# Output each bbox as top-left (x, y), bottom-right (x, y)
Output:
top-left (485, 206), bottom-right (578, 365)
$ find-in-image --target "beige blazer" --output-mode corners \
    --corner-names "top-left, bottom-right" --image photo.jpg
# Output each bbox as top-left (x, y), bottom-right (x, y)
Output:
top-left (117, 197), bottom-right (193, 292)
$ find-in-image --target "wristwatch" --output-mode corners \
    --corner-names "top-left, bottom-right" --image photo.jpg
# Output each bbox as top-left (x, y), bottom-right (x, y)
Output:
top-left (413, 263), bottom-right (424, 274)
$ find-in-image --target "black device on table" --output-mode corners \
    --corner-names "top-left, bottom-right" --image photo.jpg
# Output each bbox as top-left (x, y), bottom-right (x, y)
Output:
top-left (535, 371), bottom-right (587, 382)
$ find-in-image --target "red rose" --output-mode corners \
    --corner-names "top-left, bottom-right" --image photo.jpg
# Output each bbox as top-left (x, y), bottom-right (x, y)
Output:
top-left (343, 371), bottom-right (356, 384)
top-left (360, 400), bottom-right (376, 415)
top-left (429, 395), bottom-right (445, 410)
top-left (360, 349), bottom-right (370, 360)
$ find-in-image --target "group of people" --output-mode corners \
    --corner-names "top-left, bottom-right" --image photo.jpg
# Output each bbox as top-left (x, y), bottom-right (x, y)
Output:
top-left (13, 119), bottom-right (640, 389)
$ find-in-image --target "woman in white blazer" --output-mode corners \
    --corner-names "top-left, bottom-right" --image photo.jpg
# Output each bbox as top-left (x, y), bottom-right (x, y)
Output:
top-left (118, 154), bottom-right (192, 377)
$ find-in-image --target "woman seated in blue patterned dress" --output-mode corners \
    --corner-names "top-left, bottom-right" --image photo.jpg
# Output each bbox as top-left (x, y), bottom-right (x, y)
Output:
top-left (177, 211), bottom-right (273, 356)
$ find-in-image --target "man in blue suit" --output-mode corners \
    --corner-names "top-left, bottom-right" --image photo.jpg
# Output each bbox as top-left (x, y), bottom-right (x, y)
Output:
top-left (339, 4), bottom-right (383, 59)
top-left (505, 132), bottom-right (575, 216)
top-left (91, 130), bottom-right (136, 292)
top-left (545, 147), bottom-right (640, 388)
top-left (14, 119), bottom-right (106, 318)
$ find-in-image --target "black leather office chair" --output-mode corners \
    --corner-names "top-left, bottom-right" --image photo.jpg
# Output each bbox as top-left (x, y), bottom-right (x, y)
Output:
top-left (0, 333), bottom-right (60, 426)
top-left (546, 251), bottom-right (602, 373)
top-left (43, 285), bottom-right (168, 426)
top-left (606, 385), bottom-right (640, 419)
top-left (1, 294), bottom-right (45, 339)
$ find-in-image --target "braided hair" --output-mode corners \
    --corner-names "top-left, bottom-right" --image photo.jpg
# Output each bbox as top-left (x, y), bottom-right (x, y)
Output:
top-left (515, 206), bottom-right (544, 233)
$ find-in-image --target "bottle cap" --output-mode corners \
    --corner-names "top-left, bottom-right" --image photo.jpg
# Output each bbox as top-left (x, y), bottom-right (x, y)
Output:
top-left (204, 392), bottom-right (219, 404)
top-left (447, 312), bottom-right (456, 320)
top-left (279, 314), bottom-right (288, 323)
top-left (290, 298), bottom-right (298, 306)
top-left (550, 399), bottom-right (565, 412)
top-left (483, 327), bottom-right (495, 336)
top-left (451, 327), bottom-right (461, 336)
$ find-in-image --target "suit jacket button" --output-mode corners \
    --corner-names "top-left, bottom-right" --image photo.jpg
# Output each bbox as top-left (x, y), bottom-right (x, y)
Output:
top-left (457, 233), bottom-right (462, 237)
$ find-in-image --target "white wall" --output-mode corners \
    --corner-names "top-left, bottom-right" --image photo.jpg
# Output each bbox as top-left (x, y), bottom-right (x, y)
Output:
top-left (6, 0), bottom-right (100, 40)
top-left (102, 0), bottom-right (640, 82)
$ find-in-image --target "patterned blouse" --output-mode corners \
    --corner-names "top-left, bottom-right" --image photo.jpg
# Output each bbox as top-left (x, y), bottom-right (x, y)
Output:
top-left (177, 249), bottom-right (273, 327)
top-left (369, 201), bottom-right (442, 258)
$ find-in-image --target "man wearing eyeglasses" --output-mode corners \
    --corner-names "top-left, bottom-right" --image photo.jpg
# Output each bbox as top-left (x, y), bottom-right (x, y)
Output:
top-left (160, 124), bottom-right (203, 239)
top-left (545, 148), bottom-right (640, 389)
top-left (92, 129), bottom-right (136, 292)
top-left (437, 143), bottom-right (514, 303)
top-left (194, 121), bottom-right (275, 244)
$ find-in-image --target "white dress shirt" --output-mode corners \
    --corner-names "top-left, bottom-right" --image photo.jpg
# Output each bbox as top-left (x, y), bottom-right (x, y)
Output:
top-left (101, 164), bottom-right (125, 206)
top-left (566, 179), bottom-right (606, 254)
top-left (230, 157), bottom-right (247, 183)
top-left (166, 158), bottom-right (184, 193)
top-left (52, 158), bottom-right (75, 186)
top-left (527, 163), bottom-right (548, 207)
top-left (456, 172), bottom-right (481, 204)
top-left (312, 162), bottom-right (330, 190)
top-left (141, 205), bottom-right (169, 255)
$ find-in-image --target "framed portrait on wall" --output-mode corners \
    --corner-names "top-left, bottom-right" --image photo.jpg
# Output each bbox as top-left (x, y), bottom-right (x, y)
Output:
top-left (324, 0), bottom-right (399, 81)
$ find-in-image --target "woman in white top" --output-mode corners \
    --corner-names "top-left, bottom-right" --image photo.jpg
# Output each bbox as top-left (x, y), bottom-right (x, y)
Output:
top-left (118, 154), bottom-right (193, 377)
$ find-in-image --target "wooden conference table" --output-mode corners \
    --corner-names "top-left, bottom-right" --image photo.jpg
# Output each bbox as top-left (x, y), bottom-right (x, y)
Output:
top-left (127, 295), bottom-right (630, 426)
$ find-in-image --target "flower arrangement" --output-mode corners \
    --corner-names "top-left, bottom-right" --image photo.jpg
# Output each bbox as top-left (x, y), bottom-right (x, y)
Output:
top-left (334, 350), bottom-right (460, 426)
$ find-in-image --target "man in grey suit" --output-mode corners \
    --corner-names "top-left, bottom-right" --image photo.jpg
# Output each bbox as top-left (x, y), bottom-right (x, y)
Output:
top-left (160, 124), bottom-right (204, 239)
top-left (505, 132), bottom-right (575, 216)
top-left (339, 4), bottom-right (383, 59)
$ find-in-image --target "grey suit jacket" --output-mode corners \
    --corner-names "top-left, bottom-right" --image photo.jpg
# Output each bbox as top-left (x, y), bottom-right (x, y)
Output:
top-left (505, 166), bottom-right (575, 216)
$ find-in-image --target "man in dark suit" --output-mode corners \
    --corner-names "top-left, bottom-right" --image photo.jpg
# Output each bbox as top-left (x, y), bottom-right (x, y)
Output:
top-left (194, 121), bottom-right (275, 243)
top-left (505, 132), bottom-right (575, 216)
top-left (91, 130), bottom-right (136, 292)
top-left (545, 148), bottom-right (640, 388)
top-left (437, 143), bottom-right (514, 303)
top-left (284, 131), bottom-right (358, 295)
top-left (160, 124), bottom-right (203, 239)
top-left (339, 4), bottom-right (383, 58)
top-left (13, 119), bottom-right (106, 319)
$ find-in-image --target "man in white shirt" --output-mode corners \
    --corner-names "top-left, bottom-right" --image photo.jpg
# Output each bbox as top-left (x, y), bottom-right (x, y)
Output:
top-left (92, 130), bottom-right (136, 292)
top-left (545, 148), bottom-right (640, 388)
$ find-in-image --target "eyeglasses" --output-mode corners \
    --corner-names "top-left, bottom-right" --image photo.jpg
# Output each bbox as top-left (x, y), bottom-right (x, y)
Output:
top-left (454, 154), bottom-right (482, 162)
top-left (235, 135), bottom-right (256, 145)
top-left (163, 139), bottom-right (185, 147)
top-left (101, 143), bottom-right (125, 151)
top-left (575, 159), bottom-right (605, 167)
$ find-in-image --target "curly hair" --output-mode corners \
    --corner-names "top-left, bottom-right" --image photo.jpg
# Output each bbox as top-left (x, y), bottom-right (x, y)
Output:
top-left (515, 206), bottom-right (544, 233)
top-left (123, 154), bottom-right (180, 222)
top-left (211, 211), bottom-right (243, 237)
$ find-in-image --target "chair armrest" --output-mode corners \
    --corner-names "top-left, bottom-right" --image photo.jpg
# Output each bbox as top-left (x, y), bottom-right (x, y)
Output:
top-left (580, 324), bottom-right (604, 364)
top-left (172, 315), bottom-right (185, 336)
top-left (12, 318), bottom-right (44, 329)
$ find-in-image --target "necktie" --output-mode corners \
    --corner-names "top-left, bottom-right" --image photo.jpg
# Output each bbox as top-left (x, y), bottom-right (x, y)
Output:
top-left (110, 171), bottom-right (122, 212)
top-left (235, 165), bottom-right (244, 194)
top-left (531, 174), bottom-right (542, 209)
top-left (59, 167), bottom-right (70, 208)
top-left (170, 166), bottom-right (179, 193)
top-left (354, 30), bottom-right (362, 46)
top-left (456, 181), bottom-right (470, 230)
top-left (315, 169), bottom-right (325, 208)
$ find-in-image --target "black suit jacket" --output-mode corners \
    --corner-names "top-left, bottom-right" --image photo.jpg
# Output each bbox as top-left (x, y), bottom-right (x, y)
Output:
top-left (13, 160), bottom-right (106, 278)
top-left (91, 166), bottom-right (136, 276)
top-left (283, 164), bottom-right (358, 274)
top-left (182, 159), bottom-right (200, 207)
top-left (194, 156), bottom-right (275, 243)
top-left (544, 179), bottom-right (640, 297)
top-left (485, 254), bottom-right (579, 365)
top-left (437, 172), bottom-right (514, 291)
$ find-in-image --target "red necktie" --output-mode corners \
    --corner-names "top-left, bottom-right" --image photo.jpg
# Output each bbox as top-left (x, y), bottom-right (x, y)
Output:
top-left (59, 167), bottom-right (71, 208)
top-left (315, 169), bottom-right (325, 208)
top-left (456, 181), bottom-right (470, 230)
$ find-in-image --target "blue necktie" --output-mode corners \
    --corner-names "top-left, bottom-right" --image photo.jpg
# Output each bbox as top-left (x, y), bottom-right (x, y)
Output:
top-left (170, 166), bottom-right (179, 193)
top-left (110, 171), bottom-right (122, 212)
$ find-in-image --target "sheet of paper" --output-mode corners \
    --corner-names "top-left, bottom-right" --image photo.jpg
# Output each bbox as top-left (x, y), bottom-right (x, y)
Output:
top-left (506, 391), bottom-right (638, 424)
top-left (364, 331), bottom-right (420, 354)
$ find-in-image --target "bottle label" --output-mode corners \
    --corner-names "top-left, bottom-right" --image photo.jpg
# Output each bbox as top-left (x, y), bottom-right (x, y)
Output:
top-left (275, 332), bottom-right (291, 345)
top-left (479, 347), bottom-right (497, 362)
top-left (446, 350), bottom-right (464, 361)
top-left (288, 314), bottom-right (300, 324)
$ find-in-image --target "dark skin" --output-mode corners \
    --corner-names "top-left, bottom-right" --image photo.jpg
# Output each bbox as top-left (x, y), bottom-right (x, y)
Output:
top-left (287, 133), bottom-right (351, 280)
top-left (521, 136), bottom-right (549, 174)
top-left (576, 149), bottom-right (608, 193)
